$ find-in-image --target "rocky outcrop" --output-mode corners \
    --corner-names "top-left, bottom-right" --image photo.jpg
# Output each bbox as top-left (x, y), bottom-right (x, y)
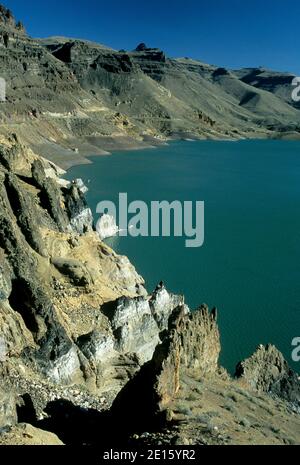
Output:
top-left (0, 5), bottom-right (25, 34)
top-left (77, 331), bottom-right (115, 362)
top-left (110, 304), bottom-right (220, 431)
top-left (235, 344), bottom-right (300, 408)
top-left (151, 304), bottom-right (220, 407)
top-left (63, 180), bottom-right (94, 235)
top-left (0, 139), bottom-right (150, 393)
top-left (0, 138), bottom-right (192, 414)
top-left (108, 296), bottom-right (161, 363)
top-left (51, 257), bottom-right (93, 287)
top-left (101, 285), bottom-right (187, 364)
top-left (149, 282), bottom-right (186, 330)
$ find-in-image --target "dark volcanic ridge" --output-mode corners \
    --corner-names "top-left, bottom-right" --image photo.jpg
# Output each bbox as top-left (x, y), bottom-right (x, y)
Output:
top-left (0, 6), bottom-right (300, 168)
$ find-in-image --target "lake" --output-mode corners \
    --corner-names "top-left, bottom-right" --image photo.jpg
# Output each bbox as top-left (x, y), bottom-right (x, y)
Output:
top-left (67, 139), bottom-right (300, 373)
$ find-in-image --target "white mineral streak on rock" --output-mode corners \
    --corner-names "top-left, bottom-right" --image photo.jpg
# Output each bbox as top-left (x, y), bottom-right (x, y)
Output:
top-left (47, 346), bottom-right (81, 384)
top-left (149, 282), bottom-right (189, 329)
top-left (0, 336), bottom-right (6, 362)
top-left (111, 297), bottom-right (160, 363)
top-left (70, 207), bottom-right (93, 234)
top-left (73, 178), bottom-right (88, 194)
top-left (108, 284), bottom-right (188, 364)
top-left (79, 332), bottom-right (116, 362)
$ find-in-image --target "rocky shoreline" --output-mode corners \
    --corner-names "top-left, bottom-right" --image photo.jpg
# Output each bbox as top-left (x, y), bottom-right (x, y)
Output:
top-left (0, 4), bottom-right (300, 446)
top-left (0, 138), bottom-right (299, 445)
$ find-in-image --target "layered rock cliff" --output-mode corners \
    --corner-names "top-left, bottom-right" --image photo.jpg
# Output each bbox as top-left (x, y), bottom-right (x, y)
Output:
top-left (0, 138), bottom-right (299, 445)
top-left (0, 138), bottom-right (190, 428)
top-left (0, 7), bottom-right (300, 169)
top-left (0, 5), bottom-right (300, 446)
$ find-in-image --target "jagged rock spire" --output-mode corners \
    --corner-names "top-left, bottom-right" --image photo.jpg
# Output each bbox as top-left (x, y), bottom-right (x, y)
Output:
top-left (135, 42), bottom-right (148, 52)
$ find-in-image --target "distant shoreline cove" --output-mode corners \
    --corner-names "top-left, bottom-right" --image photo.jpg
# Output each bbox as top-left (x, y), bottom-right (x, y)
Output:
top-left (59, 132), bottom-right (300, 171)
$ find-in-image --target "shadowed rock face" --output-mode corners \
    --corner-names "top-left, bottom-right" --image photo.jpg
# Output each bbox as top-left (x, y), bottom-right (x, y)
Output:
top-left (109, 305), bottom-right (220, 432)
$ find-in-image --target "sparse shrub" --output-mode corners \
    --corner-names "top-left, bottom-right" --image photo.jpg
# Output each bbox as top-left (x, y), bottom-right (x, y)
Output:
top-left (269, 425), bottom-right (280, 434)
top-left (239, 417), bottom-right (251, 428)
top-left (206, 410), bottom-right (221, 418)
top-left (223, 403), bottom-right (238, 416)
top-left (194, 385), bottom-right (203, 395)
top-left (228, 392), bottom-right (239, 403)
top-left (186, 392), bottom-right (199, 402)
top-left (194, 413), bottom-right (210, 424)
top-left (283, 437), bottom-right (297, 445)
top-left (176, 404), bottom-right (192, 416)
top-left (204, 422), bottom-right (216, 434)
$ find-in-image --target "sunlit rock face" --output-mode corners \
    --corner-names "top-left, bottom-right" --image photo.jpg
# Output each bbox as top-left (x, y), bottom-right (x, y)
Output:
top-left (98, 283), bottom-right (189, 365)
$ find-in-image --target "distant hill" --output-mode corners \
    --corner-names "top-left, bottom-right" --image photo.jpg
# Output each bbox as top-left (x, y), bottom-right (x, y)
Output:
top-left (0, 6), bottom-right (299, 167)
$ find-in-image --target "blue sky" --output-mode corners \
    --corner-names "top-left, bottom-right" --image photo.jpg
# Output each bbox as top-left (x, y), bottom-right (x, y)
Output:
top-left (4, 0), bottom-right (300, 74)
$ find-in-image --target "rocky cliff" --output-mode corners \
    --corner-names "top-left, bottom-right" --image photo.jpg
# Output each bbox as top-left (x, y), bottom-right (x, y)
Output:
top-left (0, 137), bottom-right (191, 430)
top-left (0, 5), bottom-right (300, 446)
top-left (0, 136), bottom-right (299, 445)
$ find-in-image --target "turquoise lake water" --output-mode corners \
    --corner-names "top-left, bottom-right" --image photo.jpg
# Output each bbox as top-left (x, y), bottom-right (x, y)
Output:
top-left (67, 139), bottom-right (300, 373)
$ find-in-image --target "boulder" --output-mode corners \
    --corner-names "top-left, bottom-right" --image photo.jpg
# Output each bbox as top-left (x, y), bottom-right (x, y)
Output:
top-left (77, 331), bottom-right (115, 362)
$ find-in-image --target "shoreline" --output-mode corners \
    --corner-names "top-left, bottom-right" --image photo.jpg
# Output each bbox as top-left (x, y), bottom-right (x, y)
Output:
top-left (61, 131), bottom-right (300, 172)
top-left (34, 135), bottom-right (170, 171)
top-left (64, 138), bottom-right (300, 376)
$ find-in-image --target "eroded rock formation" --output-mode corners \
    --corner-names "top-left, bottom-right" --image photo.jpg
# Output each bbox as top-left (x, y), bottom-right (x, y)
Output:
top-left (0, 4), bottom-right (299, 445)
top-left (235, 344), bottom-right (300, 408)
top-left (0, 139), bottom-right (190, 419)
top-left (0, 138), bottom-right (299, 445)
